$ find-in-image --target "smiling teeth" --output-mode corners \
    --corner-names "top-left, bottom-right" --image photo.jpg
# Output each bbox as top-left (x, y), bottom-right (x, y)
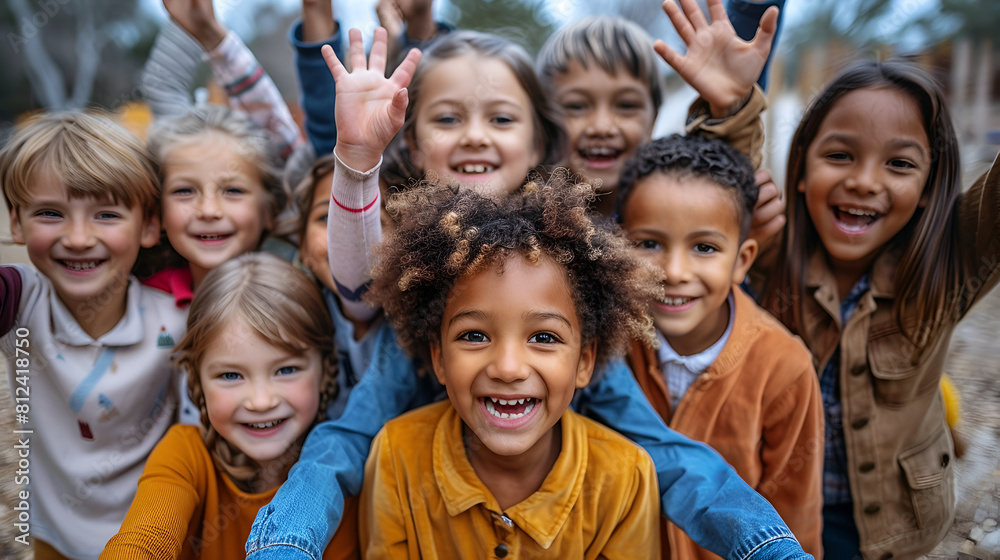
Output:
top-left (582, 147), bottom-right (618, 157)
top-left (62, 260), bottom-right (100, 271)
top-left (458, 164), bottom-right (494, 174)
top-left (842, 207), bottom-right (878, 217)
top-left (484, 397), bottom-right (536, 420)
top-left (659, 296), bottom-right (692, 306)
top-left (198, 234), bottom-right (227, 240)
top-left (246, 420), bottom-right (282, 429)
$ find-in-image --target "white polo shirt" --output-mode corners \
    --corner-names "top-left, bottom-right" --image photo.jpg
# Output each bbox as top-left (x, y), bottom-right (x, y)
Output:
top-left (1, 265), bottom-right (187, 559)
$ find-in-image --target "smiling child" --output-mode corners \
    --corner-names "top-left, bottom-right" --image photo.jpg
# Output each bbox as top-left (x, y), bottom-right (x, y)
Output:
top-left (359, 177), bottom-right (662, 558)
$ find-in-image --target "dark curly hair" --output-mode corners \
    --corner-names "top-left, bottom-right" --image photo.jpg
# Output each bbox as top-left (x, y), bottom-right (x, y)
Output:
top-left (367, 171), bottom-right (659, 370)
top-left (616, 133), bottom-right (758, 239)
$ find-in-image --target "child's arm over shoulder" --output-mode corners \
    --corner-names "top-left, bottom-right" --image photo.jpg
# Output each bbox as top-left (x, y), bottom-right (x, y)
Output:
top-left (358, 427), bottom-right (410, 559)
top-left (575, 360), bottom-right (811, 560)
top-left (594, 440), bottom-right (660, 559)
top-left (756, 336), bottom-right (823, 557)
top-left (100, 425), bottom-right (207, 559)
top-left (956, 151), bottom-right (1000, 314)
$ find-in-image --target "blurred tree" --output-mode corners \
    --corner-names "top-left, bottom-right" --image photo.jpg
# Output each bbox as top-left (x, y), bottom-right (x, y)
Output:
top-left (0, 0), bottom-right (157, 121)
top-left (441, 0), bottom-right (554, 56)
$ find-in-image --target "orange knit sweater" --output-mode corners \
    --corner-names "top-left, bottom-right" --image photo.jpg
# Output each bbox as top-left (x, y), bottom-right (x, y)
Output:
top-left (102, 425), bottom-right (358, 559)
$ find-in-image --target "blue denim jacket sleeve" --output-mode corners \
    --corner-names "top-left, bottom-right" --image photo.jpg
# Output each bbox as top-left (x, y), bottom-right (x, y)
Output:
top-left (289, 20), bottom-right (342, 156)
top-left (246, 324), bottom-right (423, 560)
top-left (575, 360), bottom-right (812, 560)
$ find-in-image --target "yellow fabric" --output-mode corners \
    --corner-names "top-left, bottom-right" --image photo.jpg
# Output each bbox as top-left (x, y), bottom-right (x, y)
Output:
top-left (360, 401), bottom-right (660, 559)
top-left (940, 374), bottom-right (961, 429)
top-left (101, 425), bottom-right (358, 560)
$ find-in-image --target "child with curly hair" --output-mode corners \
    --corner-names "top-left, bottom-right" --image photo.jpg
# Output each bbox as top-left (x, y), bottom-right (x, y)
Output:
top-left (359, 176), bottom-right (661, 557)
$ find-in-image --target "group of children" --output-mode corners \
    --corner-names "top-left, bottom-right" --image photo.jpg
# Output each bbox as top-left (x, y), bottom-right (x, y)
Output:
top-left (1, 0), bottom-right (997, 559)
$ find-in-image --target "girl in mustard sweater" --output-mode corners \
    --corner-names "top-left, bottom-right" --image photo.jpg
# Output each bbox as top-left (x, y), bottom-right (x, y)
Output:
top-left (103, 253), bottom-right (357, 559)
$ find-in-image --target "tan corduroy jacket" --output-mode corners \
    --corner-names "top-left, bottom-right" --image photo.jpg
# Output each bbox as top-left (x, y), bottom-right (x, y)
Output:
top-left (755, 154), bottom-right (1000, 559)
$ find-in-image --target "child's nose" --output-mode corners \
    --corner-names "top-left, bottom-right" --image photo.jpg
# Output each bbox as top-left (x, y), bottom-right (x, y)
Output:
top-left (244, 381), bottom-right (280, 411)
top-left (585, 105), bottom-right (616, 138)
top-left (195, 192), bottom-right (224, 220)
top-left (61, 218), bottom-right (97, 250)
top-left (487, 340), bottom-right (531, 383)
top-left (460, 119), bottom-right (491, 148)
top-left (845, 160), bottom-right (884, 195)
top-left (662, 250), bottom-right (691, 284)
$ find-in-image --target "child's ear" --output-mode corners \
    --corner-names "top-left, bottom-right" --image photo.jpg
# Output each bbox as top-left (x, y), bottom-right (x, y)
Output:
top-left (731, 238), bottom-right (758, 284)
top-left (9, 209), bottom-right (24, 245)
top-left (140, 213), bottom-right (161, 249)
top-left (429, 342), bottom-right (448, 386)
top-left (574, 340), bottom-right (597, 389)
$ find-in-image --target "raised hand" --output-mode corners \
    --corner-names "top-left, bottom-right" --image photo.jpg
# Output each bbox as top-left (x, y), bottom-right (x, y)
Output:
top-left (323, 27), bottom-right (421, 171)
top-left (655, 0), bottom-right (777, 118)
top-left (748, 168), bottom-right (786, 245)
top-left (163, 0), bottom-right (227, 50)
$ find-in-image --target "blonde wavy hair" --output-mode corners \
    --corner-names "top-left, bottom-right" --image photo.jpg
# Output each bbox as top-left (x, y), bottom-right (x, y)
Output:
top-left (173, 252), bottom-right (337, 490)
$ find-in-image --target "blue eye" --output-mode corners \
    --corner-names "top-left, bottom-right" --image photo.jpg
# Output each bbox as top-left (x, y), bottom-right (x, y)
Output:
top-left (434, 114), bottom-right (458, 125)
top-left (169, 187), bottom-right (194, 196)
top-left (224, 186), bottom-right (247, 196)
top-left (35, 209), bottom-right (62, 218)
top-left (529, 332), bottom-right (559, 344)
top-left (459, 331), bottom-right (488, 343)
top-left (220, 372), bottom-right (241, 381)
top-left (96, 212), bottom-right (121, 220)
top-left (276, 366), bottom-right (297, 376)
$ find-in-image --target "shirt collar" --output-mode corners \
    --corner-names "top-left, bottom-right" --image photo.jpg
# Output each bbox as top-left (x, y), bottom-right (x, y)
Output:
top-left (434, 406), bottom-right (587, 549)
top-left (805, 247), bottom-right (898, 299)
top-left (656, 291), bottom-right (735, 373)
top-left (52, 276), bottom-right (146, 346)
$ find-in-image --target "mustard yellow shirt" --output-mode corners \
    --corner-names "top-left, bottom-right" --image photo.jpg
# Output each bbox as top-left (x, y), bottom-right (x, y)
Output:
top-left (360, 400), bottom-right (660, 559)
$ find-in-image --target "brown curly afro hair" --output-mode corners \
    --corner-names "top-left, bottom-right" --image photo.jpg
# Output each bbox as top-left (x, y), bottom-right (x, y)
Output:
top-left (366, 171), bottom-right (659, 370)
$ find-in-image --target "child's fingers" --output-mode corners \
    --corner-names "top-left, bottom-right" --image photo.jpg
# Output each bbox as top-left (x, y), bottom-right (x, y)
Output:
top-left (751, 6), bottom-right (779, 54)
top-left (653, 39), bottom-right (684, 71)
top-left (678, 0), bottom-right (708, 31)
top-left (348, 28), bottom-right (366, 73)
top-left (390, 48), bottom-right (423, 88)
top-left (390, 87), bottom-right (410, 123)
top-left (661, 0), bottom-right (695, 45)
top-left (369, 27), bottom-right (389, 74)
top-left (705, 0), bottom-right (729, 26)
top-left (322, 44), bottom-right (347, 82)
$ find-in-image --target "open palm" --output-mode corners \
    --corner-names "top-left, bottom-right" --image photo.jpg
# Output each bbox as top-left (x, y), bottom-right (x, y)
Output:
top-left (323, 27), bottom-right (421, 171)
top-left (655, 0), bottom-right (777, 117)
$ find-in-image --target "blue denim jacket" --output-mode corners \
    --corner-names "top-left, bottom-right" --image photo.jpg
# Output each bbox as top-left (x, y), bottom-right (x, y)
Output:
top-left (246, 323), bottom-right (809, 559)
